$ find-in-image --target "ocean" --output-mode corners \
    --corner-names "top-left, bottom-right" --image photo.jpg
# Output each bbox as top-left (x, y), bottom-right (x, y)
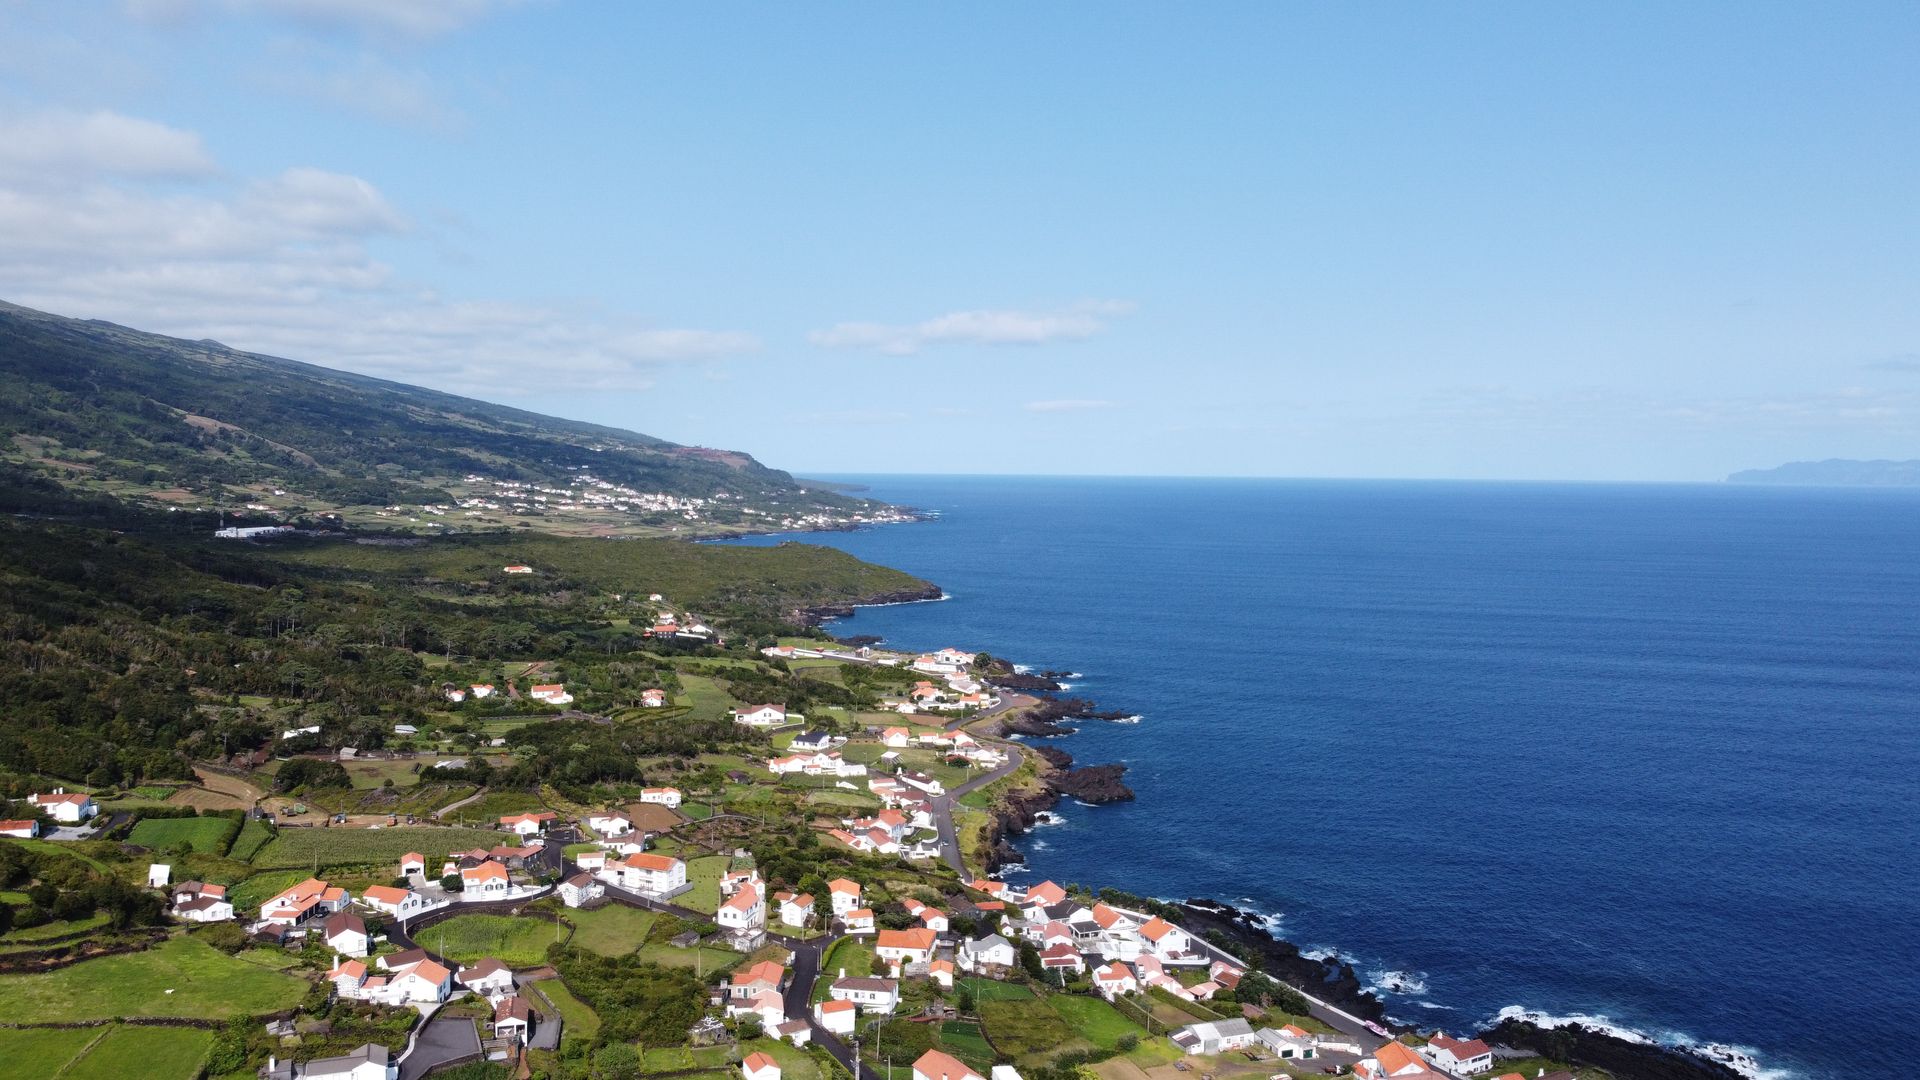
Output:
top-left (723, 476), bottom-right (1920, 1079)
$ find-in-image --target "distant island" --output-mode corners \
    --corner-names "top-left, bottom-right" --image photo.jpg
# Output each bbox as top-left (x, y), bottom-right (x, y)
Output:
top-left (1727, 458), bottom-right (1920, 486)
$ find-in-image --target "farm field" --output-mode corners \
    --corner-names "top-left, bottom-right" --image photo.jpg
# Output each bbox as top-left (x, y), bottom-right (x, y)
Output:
top-left (0, 1025), bottom-right (95, 1080)
top-left (981, 997), bottom-right (1085, 1062)
top-left (677, 855), bottom-right (731, 914)
top-left (534, 976), bottom-right (600, 1038)
top-left (564, 904), bottom-right (656, 957)
top-left (956, 976), bottom-right (1033, 1001)
top-left (0, 935), bottom-right (308, 1022)
top-left (423, 914), bottom-right (566, 966)
top-left (127, 816), bottom-right (236, 854)
top-left (60, 1024), bottom-right (214, 1080)
top-left (1046, 994), bottom-right (1148, 1048)
top-left (228, 820), bottom-right (276, 862)
top-left (249, 826), bottom-right (508, 869)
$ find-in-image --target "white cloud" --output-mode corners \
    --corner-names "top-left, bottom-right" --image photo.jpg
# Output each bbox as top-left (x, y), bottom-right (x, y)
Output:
top-left (0, 107), bottom-right (757, 397)
top-left (258, 53), bottom-right (465, 130)
top-left (0, 108), bottom-right (215, 182)
top-left (810, 300), bottom-right (1133, 356)
top-left (1024, 399), bottom-right (1117, 413)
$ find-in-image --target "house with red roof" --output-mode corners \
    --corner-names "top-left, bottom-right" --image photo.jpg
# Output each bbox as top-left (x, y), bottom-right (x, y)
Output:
top-left (1355, 1042), bottom-right (1441, 1079)
top-left (1422, 1034), bottom-right (1493, 1076)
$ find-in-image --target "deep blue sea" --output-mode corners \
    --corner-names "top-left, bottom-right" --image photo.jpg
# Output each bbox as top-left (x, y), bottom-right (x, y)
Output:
top-left (725, 476), bottom-right (1920, 1079)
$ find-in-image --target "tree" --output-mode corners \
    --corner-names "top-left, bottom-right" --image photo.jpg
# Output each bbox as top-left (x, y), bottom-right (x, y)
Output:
top-left (593, 1042), bottom-right (641, 1080)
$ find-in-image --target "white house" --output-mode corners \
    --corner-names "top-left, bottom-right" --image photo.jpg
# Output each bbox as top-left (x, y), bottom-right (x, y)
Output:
top-left (828, 878), bottom-right (863, 916)
top-left (323, 911), bottom-right (369, 957)
top-left (958, 933), bottom-right (1016, 973)
top-left (261, 878), bottom-right (349, 926)
top-left (777, 891), bottom-right (815, 927)
top-left (269, 1043), bottom-right (397, 1080)
top-left (641, 689), bottom-right (667, 708)
top-left (27, 789), bottom-right (97, 824)
top-left (574, 849), bottom-right (607, 873)
top-left (842, 907), bottom-right (876, 934)
top-left (732, 703), bottom-right (789, 727)
top-left (814, 999), bottom-right (857, 1035)
top-left (1139, 916), bottom-right (1194, 958)
top-left (743, 1051), bottom-right (782, 1080)
top-left (359, 885), bottom-right (433, 921)
top-left (460, 860), bottom-right (511, 898)
top-left (639, 787), bottom-right (683, 809)
top-left (1255, 1026), bottom-right (1321, 1062)
top-left (0, 819), bottom-right (39, 839)
top-left (1423, 1034), bottom-right (1494, 1076)
top-left (828, 975), bottom-right (899, 1013)
top-left (587, 812), bottom-right (634, 837)
top-left (528, 683), bottom-right (573, 705)
top-left (499, 811), bottom-right (557, 837)
top-left (399, 853), bottom-right (426, 877)
top-left (559, 872), bottom-right (605, 908)
top-left (174, 893), bottom-right (235, 922)
top-left (456, 957), bottom-right (517, 999)
top-left (789, 731), bottom-right (834, 753)
top-left (493, 996), bottom-right (535, 1046)
top-left (767, 752), bottom-right (866, 778)
top-left (607, 852), bottom-right (686, 896)
top-left (912, 1050), bottom-right (985, 1080)
top-left (881, 727), bottom-right (914, 748)
top-left (1092, 963), bottom-right (1139, 1000)
top-left (895, 771), bottom-right (945, 797)
top-left (717, 882), bottom-right (765, 930)
top-left (874, 928), bottom-right (936, 968)
top-left (1170, 1019), bottom-right (1259, 1056)
top-left (1355, 1043), bottom-right (1441, 1079)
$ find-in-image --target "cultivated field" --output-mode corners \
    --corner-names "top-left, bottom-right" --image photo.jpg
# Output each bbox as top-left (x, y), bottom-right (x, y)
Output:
top-left (0, 936), bottom-right (308, 1022)
top-left (127, 817), bottom-right (236, 854)
top-left (248, 825), bottom-right (508, 869)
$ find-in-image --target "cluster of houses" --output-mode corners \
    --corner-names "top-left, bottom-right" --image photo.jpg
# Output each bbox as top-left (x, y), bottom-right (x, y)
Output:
top-left (880, 726), bottom-right (1006, 767)
top-left (1, 788), bottom-right (102, 836)
top-left (462, 472), bottom-right (712, 522)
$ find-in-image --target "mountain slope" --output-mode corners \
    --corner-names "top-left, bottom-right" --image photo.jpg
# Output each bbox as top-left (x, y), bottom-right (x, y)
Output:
top-left (1727, 459), bottom-right (1920, 486)
top-left (0, 299), bottom-right (900, 534)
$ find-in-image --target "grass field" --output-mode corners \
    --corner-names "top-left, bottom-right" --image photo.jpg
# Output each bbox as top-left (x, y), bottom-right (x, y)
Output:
top-left (1046, 995), bottom-right (1147, 1048)
top-left (228, 820), bottom-right (276, 862)
top-left (814, 939), bottom-right (877, 1002)
top-left (0, 935), bottom-right (308, 1022)
top-left (672, 674), bottom-right (734, 721)
top-left (0, 1025), bottom-right (95, 1080)
top-left (939, 1022), bottom-right (995, 1070)
top-left (564, 904), bottom-right (656, 957)
top-left (677, 855), bottom-right (732, 914)
top-left (0, 911), bottom-right (111, 945)
top-left (536, 976), bottom-right (601, 1038)
top-left (957, 976), bottom-right (1034, 1001)
top-left (423, 914), bottom-right (566, 966)
top-left (60, 1024), bottom-right (213, 1080)
top-left (127, 816), bottom-right (235, 854)
top-left (743, 1038), bottom-right (824, 1080)
top-left (249, 825), bottom-right (508, 869)
top-left (981, 997), bottom-right (1084, 1061)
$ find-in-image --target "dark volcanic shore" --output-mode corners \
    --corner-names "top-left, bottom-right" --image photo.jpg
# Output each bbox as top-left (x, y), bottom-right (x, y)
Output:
top-left (794, 581), bottom-right (945, 626)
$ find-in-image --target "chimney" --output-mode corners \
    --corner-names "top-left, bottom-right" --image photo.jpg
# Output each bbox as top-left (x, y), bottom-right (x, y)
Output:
top-left (839, 967), bottom-right (846, 977)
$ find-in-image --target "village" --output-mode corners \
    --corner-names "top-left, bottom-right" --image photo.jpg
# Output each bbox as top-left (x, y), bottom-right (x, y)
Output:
top-left (0, 592), bottom-right (1589, 1080)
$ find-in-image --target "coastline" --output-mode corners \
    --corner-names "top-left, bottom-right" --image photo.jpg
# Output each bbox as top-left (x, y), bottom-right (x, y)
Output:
top-left (797, 557), bottom-right (1763, 1080)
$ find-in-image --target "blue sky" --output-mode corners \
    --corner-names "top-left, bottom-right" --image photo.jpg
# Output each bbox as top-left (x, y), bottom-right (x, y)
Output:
top-left (1, 2), bottom-right (1916, 480)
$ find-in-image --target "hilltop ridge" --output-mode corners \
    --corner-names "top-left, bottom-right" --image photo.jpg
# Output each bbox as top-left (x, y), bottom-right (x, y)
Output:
top-left (0, 299), bottom-right (908, 535)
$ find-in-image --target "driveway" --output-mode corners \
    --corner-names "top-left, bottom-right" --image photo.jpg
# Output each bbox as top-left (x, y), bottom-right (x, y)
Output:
top-left (398, 1013), bottom-right (481, 1080)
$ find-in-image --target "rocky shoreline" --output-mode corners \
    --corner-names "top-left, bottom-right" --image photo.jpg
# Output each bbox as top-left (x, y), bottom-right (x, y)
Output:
top-left (794, 581), bottom-right (946, 626)
top-left (818, 592), bottom-right (1751, 1080)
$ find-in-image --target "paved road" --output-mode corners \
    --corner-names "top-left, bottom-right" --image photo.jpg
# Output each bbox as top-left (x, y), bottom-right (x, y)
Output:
top-left (927, 745), bottom-right (1025, 877)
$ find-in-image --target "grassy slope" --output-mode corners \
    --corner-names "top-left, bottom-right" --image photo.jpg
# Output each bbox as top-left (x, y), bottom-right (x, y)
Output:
top-left (0, 936), bottom-right (307, 1022)
top-left (422, 914), bottom-right (566, 966)
top-left (60, 1025), bottom-right (213, 1080)
top-left (249, 826), bottom-right (509, 870)
top-left (264, 532), bottom-right (929, 614)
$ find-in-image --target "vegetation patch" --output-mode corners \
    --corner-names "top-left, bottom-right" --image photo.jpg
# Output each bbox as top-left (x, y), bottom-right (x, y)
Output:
top-left (248, 826), bottom-right (508, 869)
top-left (420, 914), bottom-right (566, 967)
top-left (564, 904), bottom-right (656, 957)
top-left (980, 997), bottom-right (1085, 1061)
top-left (60, 1024), bottom-right (214, 1080)
top-left (1046, 994), bottom-right (1148, 1049)
top-left (534, 976), bottom-right (601, 1038)
top-left (0, 935), bottom-right (308, 1022)
top-left (127, 816), bottom-right (239, 855)
top-left (0, 1025), bottom-right (98, 1079)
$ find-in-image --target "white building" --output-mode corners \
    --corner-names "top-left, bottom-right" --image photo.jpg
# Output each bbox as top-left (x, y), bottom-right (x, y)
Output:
top-left (27, 789), bottom-right (97, 824)
top-left (559, 872), bottom-right (605, 908)
top-left (733, 703), bottom-right (789, 727)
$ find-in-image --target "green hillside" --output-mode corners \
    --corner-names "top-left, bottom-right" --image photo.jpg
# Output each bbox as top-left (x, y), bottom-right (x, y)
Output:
top-left (0, 299), bottom-right (902, 535)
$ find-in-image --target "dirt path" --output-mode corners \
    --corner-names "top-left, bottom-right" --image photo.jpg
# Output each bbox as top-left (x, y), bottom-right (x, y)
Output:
top-left (433, 787), bottom-right (489, 820)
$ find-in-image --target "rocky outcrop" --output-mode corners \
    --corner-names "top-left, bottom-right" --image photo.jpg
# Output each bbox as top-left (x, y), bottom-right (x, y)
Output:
top-left (991, 672), bottom-right (1064, 692)
top-left (795, 582), bottom-right (945, 625)
top-left (1052, 763), bottom-right (1134, 804)
top-left (1475, 1020), bottom-right (1745, 1080)
top-left (1173, 898), bottom-right (1386, 1022)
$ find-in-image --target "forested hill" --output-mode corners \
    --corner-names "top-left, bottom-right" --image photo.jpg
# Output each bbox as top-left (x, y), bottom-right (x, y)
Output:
top-left (0, 299), bottom-right (894, 533)
top-left (0, 468), bottom-right (932, 786)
